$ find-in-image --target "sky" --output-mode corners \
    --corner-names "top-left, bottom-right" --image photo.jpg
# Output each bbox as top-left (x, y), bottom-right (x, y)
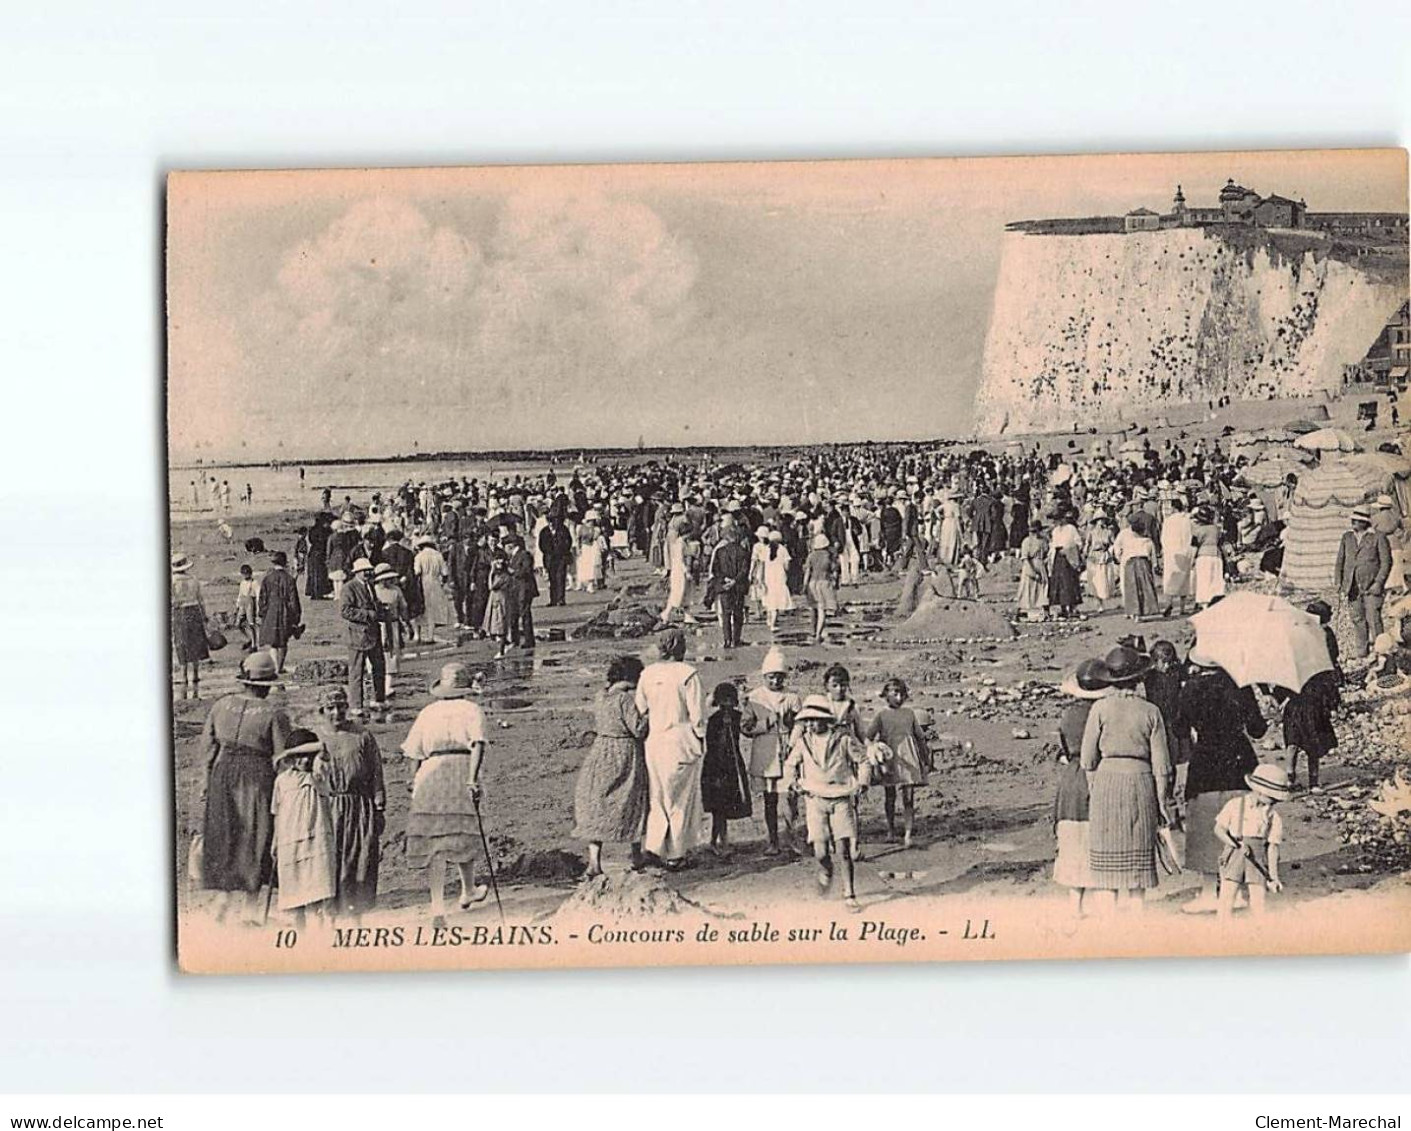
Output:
top-left (166, 149), bottom-right (1407, 462)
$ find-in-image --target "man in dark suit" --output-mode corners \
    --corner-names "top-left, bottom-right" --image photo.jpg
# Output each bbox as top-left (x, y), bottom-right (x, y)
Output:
top-left (1335, 505), bottom-right (1392, 658)
top-left (707, 513), bottom-right (752, 650)
top-left (340, 557), bottom-right (387, 719)
top-left (538, 513), bottom-right (574, 607)
top-left (506, 533), bottom-right (539, 649)
top-left (448, 530), bottom-right (478, 628)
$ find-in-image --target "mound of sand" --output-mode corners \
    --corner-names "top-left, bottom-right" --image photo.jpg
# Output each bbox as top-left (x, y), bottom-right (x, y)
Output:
top-left (551, 871), bottom-right (700, 921)
top-left (895, 560), bottom-right (954, 617)
top-left (886, 596), bottom-right (1016, 643)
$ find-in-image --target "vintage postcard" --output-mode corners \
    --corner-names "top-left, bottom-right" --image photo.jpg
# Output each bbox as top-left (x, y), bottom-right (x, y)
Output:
top-left (167, 150), bottom-right (1411, 975)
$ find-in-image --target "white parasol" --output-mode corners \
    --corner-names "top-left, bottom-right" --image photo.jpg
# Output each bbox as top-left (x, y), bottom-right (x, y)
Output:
top-left (1189, 592), bottom-right (1333, 692)
top-left (1293, 428), bottom-right (1359, 454)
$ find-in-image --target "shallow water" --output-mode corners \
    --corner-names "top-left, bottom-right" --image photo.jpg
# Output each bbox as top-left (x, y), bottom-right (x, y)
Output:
top-left (168, 456), bottom-right (557, 521)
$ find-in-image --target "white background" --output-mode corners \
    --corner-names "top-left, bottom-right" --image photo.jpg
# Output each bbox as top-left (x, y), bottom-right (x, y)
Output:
top-left (1, 0), bottom-right (1408, 1094)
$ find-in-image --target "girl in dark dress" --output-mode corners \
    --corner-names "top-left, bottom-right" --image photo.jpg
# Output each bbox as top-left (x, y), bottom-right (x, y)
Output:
top-left (702, 682), bottom-right (752, 856)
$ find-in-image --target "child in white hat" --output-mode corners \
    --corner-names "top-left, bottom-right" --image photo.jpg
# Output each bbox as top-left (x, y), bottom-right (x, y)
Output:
top-left (742, 646), bottom-right (802, 855)
top-left (1213, 763), bottom-right (1290, 918)
top-left (783, 695), bottom-right (864, 908)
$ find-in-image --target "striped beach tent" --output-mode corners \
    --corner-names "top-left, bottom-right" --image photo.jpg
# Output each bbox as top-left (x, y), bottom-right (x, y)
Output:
top-left (1279, 456), bottom-right (1381, 592)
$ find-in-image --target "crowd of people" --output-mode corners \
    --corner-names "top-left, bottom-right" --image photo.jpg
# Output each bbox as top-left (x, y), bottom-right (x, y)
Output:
top-left (177, 426), bottom-right (1409, 925)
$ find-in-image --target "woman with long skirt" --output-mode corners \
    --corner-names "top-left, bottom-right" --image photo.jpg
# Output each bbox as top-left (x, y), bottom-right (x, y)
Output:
top-left (1080, 645), bottom-right (1174, 915)
top-left (401, 663), bottom-right (491, 924)
top-left (199, 651), bottom-right (293, 924)
top-left (573, 655), bottom-right (650, 877)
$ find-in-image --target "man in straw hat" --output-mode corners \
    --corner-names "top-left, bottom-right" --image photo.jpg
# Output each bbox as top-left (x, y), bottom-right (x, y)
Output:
top-left (1335, 505), bottom-right (1392, 659)
top-left (340, 557), bottom-right (388, 721)
top-left (1213, 762), bottom-right (1290, 918)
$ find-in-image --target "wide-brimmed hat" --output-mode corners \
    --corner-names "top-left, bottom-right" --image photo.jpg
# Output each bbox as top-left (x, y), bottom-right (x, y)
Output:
top-left (794, 695), bottom-right (836, 724)
top-left (1060, 658), bottom-right (1111, 700)
top-left (414, 534), bottom-right (437, 548)
top-left (1100, 645), bottom-right (1151, 684)
top-left (1374, 494), bottom-right (1395, 510)
top-left (428, 661), bottom-right (481, 698)
top-left (755, 524), bottom-right (771, 539)
top-left (1245, 763), bottom-right (1293, 802)
top-left (372, 562), bottom-right (398, 583)
top-left (670, 502), bottom-right (685, 514)
top-left (170, 552), bottom-right (192, 573)
top-left (351, 557), bottom-right (375, 574)
top-left (768, 530), bottom-right (783, 543)
top-left (237, 652), bottom-right (281, 685)
top-left (279, 727), bottom-right (324, 762)
top-left (1350, 506), bottom-right (1371, 524)
top-left (760, 646), bottom-right (789, 676)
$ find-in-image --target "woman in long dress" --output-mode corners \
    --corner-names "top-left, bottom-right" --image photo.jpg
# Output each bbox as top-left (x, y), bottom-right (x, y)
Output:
top-left (199, 651), bottom-right (292, 924)
top-left (314, 686), bottom-right (385, 919)
top-left (758, 530), bottom-right (793, 633)
top-left (1191, 506), bottom-right (1226, 609)
top-left (171, 552), bottom-right (209, 699)
top-left (576, 513), bottom-right (607, 593)
top-left (1046, 512), bottom-right (1084, 619)
top-left (402, 662), bottom-right (491, 923)
top-left (1084, 515), bottom-right (1120, 610)
top-left (1160, 497), bottom-right (1196, 617)
top-left (573, 655), bottom-right (650, 876)
top-left (658, 514), bottom-right (696, 626)
top-left (749, 525), bottom-right (771, 615)
top-left (634, 629), bottom-right (707, 869)
top-left (1178, 645), bottom-right (1266, 912)
top-left (1114, 512), bottom-right (1160, 619)
top-left (1016, 520), bottom-right (1049, 621)
top-left (413, 535), bottom-right (452, 643)
top-left (936, 495), bottom-right (963, 567)
top-left (1080, 646), bottom-right (1173, 914)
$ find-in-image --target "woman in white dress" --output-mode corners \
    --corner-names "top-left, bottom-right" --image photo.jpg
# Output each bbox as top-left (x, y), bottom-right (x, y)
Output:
top-left (658, 512), bottom-right (696, 625)
top-left (412, 535), bottom-right (453, 644)
top-left (759, 530), bottom-right (793, 633)
top-left (634, 629), bottom-right (706, 869)
top-left (937, 495), bottom-right (963, 567)
top-left (576, 511), bottom-right (606, 593)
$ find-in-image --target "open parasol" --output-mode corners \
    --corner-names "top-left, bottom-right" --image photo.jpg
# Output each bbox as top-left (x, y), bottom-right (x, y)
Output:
top-left (1293, 428), bottom-right (1358, 454)
top-left (1189, 592), bottom-right (1333, 692)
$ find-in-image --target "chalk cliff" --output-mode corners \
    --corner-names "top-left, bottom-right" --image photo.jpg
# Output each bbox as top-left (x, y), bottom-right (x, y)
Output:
top-left (972, 227), bottom-right (1406, 435)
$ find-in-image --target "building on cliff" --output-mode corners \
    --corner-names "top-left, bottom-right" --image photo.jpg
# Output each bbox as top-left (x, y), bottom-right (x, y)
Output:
top-left (1124, 207), bottom-right (1161, 232)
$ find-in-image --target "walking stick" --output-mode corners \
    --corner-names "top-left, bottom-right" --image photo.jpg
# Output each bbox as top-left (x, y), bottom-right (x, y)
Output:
top-left (472, 792), bottom-right (505, 922)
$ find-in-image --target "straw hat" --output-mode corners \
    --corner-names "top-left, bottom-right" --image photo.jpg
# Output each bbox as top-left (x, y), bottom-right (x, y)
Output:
top-left (794, 695), bottom-right (836, 724)
top-left (1100, 645), bottom-right (1151, 684)
top-left (1245, 763), bottom-right (1293, 802)
top-left (428, 662), bottom-right (481, 699)
top-left (319, 686), bottom-right (349, 711)
top-left (755, 524), bottom-right (771, 539)
top-left (1059, 658), bottom-right (1110, 700)
top-left (768, 530), bottom-right (783, 543)
top-left (1374, 495), bottom-right (1395, 510)
top-left (237, 652), bottom-right (281, 686)
top-left (279, 727), bottom-right (324, 763)
top-left (170, 552), bottom-right (192, 573)
top-left (414, 534), bottom-right (437, 548)
top-left (760, 646), bottom-right (789, 676)
top-left (1350, 506), bottom-right (1371, 524)
top-left (372, 562), bottom-right (398, 583)
top-left (1373, 633), bottom-right (1398, 657)
top-left (351, 557), bottom-right (375, 574)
